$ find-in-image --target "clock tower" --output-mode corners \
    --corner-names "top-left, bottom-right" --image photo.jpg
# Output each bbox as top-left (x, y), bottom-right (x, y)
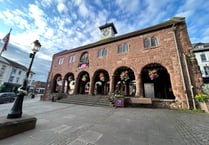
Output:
top-left (99, 22), bottom-right (117, 39)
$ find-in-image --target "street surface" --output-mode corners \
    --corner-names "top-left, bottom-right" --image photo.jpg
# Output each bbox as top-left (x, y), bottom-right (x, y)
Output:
top-left (0, 96), bottom-right (209, 145)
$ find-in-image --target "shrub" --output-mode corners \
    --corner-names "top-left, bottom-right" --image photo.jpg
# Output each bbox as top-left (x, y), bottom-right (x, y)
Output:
top-left (194, 93), bottom-right (209, 102)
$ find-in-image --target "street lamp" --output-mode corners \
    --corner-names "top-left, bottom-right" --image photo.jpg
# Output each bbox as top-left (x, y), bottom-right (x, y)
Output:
top-left (7, 40), bottom-right (41, 119)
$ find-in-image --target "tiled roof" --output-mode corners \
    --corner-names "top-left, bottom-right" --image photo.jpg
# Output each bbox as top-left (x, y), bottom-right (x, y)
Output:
top-left (0, 56), bottom-right (27, 71)
top-left (54, 17), bottom-right (185, 56)
top-left (192, 42), bottom-right (209, 52)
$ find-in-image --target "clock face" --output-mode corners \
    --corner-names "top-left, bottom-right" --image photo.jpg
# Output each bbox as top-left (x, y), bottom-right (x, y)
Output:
top-left (103, 29), bottom-right (109, 36)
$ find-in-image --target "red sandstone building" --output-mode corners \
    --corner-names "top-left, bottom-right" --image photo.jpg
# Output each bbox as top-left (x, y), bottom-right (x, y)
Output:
top-left (46, 17), bottom-right (202, 109)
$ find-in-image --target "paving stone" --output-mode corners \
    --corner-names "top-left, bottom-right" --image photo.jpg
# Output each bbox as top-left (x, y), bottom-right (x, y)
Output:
top-left (0, 98), bottom-right (209, 145)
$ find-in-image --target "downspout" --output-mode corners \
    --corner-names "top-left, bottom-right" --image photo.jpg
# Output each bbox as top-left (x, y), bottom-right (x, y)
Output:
top-left (172, 25), bottom-right (190, 109)
top-left (183, 54), bottom-right (196, 109)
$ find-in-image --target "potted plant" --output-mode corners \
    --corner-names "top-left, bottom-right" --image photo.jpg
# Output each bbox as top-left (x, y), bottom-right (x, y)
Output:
top-left (114, 94), bottom-right (125, 107)
top-left (195, 93), bottom-right (209, 113)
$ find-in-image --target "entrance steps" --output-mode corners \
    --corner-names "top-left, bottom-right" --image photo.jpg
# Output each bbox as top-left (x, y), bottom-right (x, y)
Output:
top-left (57, 95), bottom-right (114, 107)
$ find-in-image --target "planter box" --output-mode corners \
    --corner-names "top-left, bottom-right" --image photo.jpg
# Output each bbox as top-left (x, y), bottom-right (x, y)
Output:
top-left (115, 98), bottom-right (125, 107)
top-left (199, 102), bottom-right (209, 113)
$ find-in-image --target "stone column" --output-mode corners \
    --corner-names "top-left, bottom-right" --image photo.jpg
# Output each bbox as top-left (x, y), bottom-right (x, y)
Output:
top-left (135, 74), bottom-right (141, 97)
top-left (89, 81), bottom-right (94, 95)
top-left (109, 75), bottom-right (115, 95)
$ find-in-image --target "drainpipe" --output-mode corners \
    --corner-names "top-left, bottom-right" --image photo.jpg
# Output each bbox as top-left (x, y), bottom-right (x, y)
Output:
top-left (183, 54), bottom-right (196, 109)
top-left (172, 25), bottom-right (190, 109)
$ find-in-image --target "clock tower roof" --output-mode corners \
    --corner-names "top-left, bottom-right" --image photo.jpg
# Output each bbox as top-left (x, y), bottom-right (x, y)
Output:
top-left (99, 22), bottom-right (117, 34)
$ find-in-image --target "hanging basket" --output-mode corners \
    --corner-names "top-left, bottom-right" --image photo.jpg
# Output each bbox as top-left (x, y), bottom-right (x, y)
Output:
top-left (120, 71), bottom-right (129, 81)
top-left (99, 73), bottom-right (105, 81)
top-left (82, 74), bottom-right (88, 82)
top-left (148, 69), bottom-right (159, 80)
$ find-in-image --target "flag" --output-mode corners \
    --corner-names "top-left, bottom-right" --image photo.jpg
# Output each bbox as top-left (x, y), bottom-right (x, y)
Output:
top-left (0, 28), bottom-right (12, 55)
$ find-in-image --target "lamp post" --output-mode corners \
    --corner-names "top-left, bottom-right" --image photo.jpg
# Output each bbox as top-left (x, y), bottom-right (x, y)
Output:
top-left (7, 40), bottom-right (41, 119)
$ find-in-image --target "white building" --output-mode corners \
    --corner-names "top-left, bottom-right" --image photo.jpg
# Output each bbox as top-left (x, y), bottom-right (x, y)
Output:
top-left (193, 42), bottom-right (209, 83)
top-left (0, 56), bottom-right (35, 87)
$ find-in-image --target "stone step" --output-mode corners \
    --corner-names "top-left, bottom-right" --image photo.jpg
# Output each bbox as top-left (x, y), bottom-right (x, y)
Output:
top-left (57, 95), bottom-right (113, 107)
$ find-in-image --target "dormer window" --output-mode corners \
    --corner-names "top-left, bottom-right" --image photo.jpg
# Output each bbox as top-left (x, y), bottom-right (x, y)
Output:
top-left (197, 45), bottom-right (204, 49)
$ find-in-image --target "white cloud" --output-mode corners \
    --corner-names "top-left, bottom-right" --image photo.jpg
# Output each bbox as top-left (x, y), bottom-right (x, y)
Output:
top-left (115, 0), bottom-right (139, 14)
top-left (77, 1), bottom-right (89, 18)
top-left (57, 2), bottom-right (68, 14)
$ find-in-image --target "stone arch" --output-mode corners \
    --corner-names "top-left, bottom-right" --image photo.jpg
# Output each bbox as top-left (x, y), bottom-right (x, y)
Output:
top-left (52, 73), bottom-right (63, 93)
top-left (113, 66), bottom-right (136, 96)
top-left (63, 72), bottom-right (75, 94)
top-left (92, 69), bottom-right (110, 95)
top-left (76, 71), bottom-right (90, 94)
top-left (141, 63), bottom-right (175, 99)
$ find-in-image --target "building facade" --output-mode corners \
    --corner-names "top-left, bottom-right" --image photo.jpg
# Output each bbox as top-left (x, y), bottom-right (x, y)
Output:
top-left (0, 56), bottom-right (35, 92)
top-left (46, 17), bottom-right (203, 109)
top-left (193, 43), bottom-right (209, 83)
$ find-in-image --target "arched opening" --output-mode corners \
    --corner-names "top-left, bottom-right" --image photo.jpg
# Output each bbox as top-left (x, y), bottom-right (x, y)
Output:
top-left (78, 52), bottom-right (89, 69)
top-left (141, 63), bottom-right (175, 99)
top-left (52, 74), bottom-right (62, 93)
top-left (77, 71), bottom-right (90, 94)
top-left (92, 69), bottom-right (110, 95)
top-left (63, 73), bottom-right (75, 95)
top-left (113, 66), bottom-right (135, 96)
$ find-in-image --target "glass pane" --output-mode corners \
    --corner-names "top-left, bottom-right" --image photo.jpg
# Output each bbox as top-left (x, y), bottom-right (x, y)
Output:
top-left (144, 38), bottom-right (150, 48)
top-left (103, 48), bottom-right (107, 56)
top-left (151, 37), bottom-right (158, 46)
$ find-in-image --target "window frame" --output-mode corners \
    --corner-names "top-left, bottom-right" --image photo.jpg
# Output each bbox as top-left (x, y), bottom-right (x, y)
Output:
top-left (151, 36), bottom-right (158, 47)
top-left (118, 43), bottom-right (129, 54)
top-left (144, 38), bottom-right (150, 48)
top-left (58, 57), bottom-right (64, 65)
top-left (204, 66), bottom-right (209, 76)
top-left (200, 53), bottom-right (207, 62)
top-left (98, 48), bottom-right (107, 57)
top-left (69, 55), bottom-right (76, 63)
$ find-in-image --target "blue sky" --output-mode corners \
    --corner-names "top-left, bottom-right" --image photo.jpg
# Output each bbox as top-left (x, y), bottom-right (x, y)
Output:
top-left (0, 0), bottom-right (209, 82)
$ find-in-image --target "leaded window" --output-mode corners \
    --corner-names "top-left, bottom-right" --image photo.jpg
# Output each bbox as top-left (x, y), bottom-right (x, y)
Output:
top-left (98, 48), bottom-right (107, 57)
top-left (144, 38), bottom-right (150, 48)
top-left (58, 57), bottom-right (64, 65)
top-left (118, 43), bottom-right (129, 54)
top-left (151, 36), bottom-right (158, 47)
top-left (79, 52), bottom-right (89, 69)
top-left (69, 55), bottom-right (76, 63)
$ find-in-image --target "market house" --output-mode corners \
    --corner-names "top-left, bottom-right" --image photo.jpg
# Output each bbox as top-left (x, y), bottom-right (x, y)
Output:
top-left (45, 17), bottom-right (202, 109)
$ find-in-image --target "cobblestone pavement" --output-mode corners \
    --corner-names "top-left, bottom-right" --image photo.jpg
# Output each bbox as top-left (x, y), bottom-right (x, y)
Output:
top-left (0, 97), bottom-right (209, 145)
